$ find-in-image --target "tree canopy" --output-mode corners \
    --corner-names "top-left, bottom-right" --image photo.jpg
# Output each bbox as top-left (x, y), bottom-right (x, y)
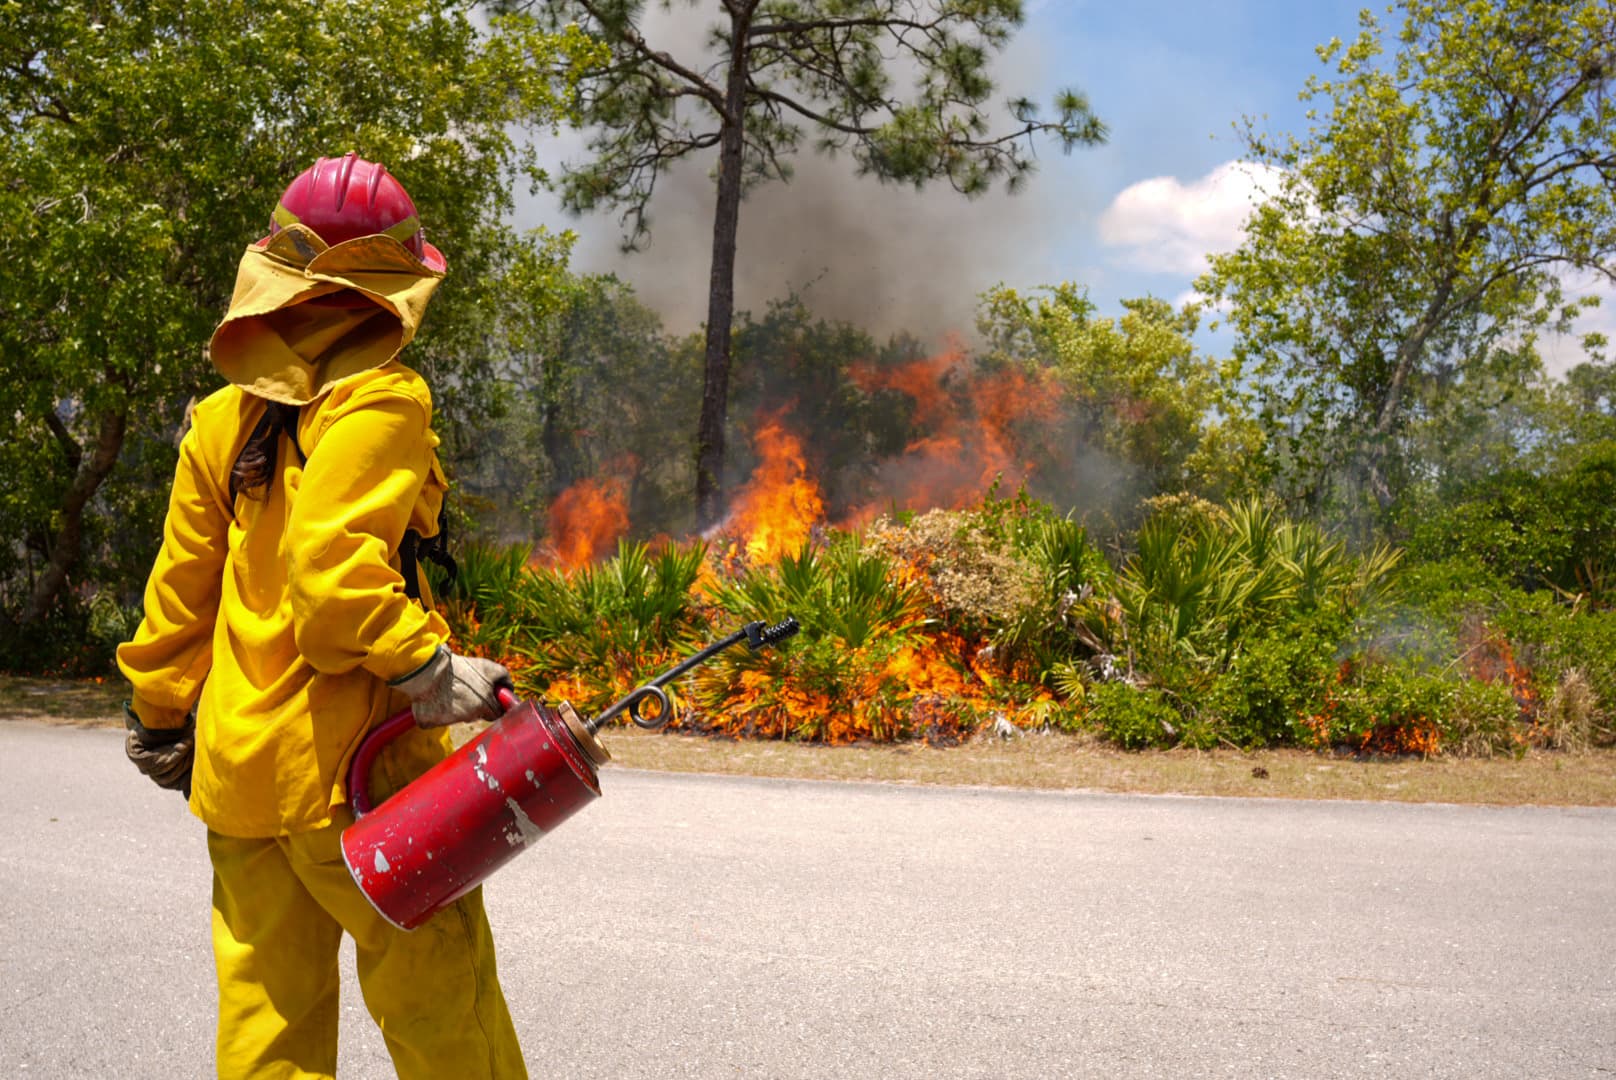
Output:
top-left (0, 0), bottom-right (602, 645)
top-left (1199, 0), bottom-right (1616, 519)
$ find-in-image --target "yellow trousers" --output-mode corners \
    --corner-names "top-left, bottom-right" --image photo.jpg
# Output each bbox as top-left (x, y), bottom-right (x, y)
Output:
top-left (207, 815), bottom-right (528, 1080)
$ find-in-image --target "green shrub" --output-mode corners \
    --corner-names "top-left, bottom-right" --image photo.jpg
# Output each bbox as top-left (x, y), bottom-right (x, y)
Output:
top-left (1098, 499), bottom-right (1397, 677)
top-left (429, 540), bottom-right (534, 660)
top-left (705, 535), bottom-right (927, 652)
top-left (434, 539), bottom-right (709, 712)
top-left (697, 534), bottom-right (958, 742)
top-left (533, 540), bottom-right (707, 703)
top-left (1201, 613), bottom-right (1345, 747)
top-left (1387, 560), bottom-right (1616, 747)
top-left (87, 589), bottom-right (142, 660)
top-left (1327, 660), bottom-right (1454, 756)
top-left (1085, 682), bottom-right (1183, 750)
top-left (994, 510), bottom-right (1112, 678)
top-left (1497, 604), bottom-right (1616, 731)
top-left (1399, 442), bottom-right (1616, 602)
top-left (1301, 658), bottom-right (1521, 757)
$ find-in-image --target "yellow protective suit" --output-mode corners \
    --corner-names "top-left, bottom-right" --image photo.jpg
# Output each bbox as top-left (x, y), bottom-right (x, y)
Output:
top-left (117, 224), bottom-right (527, 1078)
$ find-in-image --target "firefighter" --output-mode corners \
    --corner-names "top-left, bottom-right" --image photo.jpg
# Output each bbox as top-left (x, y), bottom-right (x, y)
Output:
top-left (116, 153), bottom-right (528, 1079)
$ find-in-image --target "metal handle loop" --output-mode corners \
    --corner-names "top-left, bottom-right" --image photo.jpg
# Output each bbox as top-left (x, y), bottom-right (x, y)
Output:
top-left (624, 684), bottom-right (674, 729)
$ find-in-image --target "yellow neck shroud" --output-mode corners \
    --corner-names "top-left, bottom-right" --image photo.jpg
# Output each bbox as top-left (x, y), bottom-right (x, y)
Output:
top-left (209, 224), bottom-right (445, 406)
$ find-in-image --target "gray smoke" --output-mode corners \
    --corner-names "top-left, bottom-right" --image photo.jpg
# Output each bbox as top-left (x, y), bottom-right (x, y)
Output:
top-left (499, 6), bottom-right (1142, 546)
top-left (518, 7), bottom-right (1094, 341)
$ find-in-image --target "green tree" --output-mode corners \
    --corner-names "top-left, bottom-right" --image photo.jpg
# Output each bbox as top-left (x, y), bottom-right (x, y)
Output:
top-left (0, 1), bottom-right (603, 650)
top-left (1199, 0), bottom-right (1616, 518)
top-left (1541, 358), bottom-right (1616, 458)
top-left (461, 271), bottom-right (701, 543)
top-left (977, 283), bottom-right (1265, 520)
top-left (510, 0), bottom-right (1106, 527)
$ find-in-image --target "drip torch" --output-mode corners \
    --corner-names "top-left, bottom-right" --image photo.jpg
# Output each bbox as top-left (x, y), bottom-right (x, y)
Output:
top-left (340, 617), bottom-right (801, 930)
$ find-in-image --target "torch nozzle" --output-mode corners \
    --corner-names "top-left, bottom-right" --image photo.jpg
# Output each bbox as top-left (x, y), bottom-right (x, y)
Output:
top-left (745, 616), bottom-right (801, 651)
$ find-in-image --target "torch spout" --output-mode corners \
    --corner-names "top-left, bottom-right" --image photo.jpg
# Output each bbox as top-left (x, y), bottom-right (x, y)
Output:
top-left (585, 616), bottom-right (800, 734)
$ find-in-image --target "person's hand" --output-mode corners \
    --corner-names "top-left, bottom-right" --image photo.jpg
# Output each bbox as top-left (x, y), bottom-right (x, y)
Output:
top-left (390, 646), bottom-right (512, 728)
top-left (124, 705), bottom-right (194, 797)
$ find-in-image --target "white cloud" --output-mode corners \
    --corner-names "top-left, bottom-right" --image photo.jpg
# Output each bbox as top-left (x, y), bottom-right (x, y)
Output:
top-left (1171, 287), bottom-right (1233, 318)
top-left (1542, 269), bottom-right (1616, 380)
top-left (1097, 161), bottom-right (1284, 276)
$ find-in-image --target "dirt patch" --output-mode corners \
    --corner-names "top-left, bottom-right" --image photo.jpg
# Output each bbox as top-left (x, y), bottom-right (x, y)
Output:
top-left (0, 675), bottom-right (126, 725)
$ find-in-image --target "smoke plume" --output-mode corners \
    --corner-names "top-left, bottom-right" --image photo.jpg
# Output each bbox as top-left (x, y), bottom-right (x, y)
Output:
top-left (505, 7), bottom-right (1145, 561)
top-left (520, 8), bottom-right (1089, 341)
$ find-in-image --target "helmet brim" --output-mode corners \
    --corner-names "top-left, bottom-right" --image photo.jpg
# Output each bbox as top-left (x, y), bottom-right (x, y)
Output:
top-left (253, 230), bottom-right (446, 274)
top-left (419, 241), bottom-right (446, 274)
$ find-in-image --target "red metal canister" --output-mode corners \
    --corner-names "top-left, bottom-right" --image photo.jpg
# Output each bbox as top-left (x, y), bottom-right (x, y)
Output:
top-left (341, 696), bottom-right (606, 930)
top-left (340, 619), bottom-right (800, 930)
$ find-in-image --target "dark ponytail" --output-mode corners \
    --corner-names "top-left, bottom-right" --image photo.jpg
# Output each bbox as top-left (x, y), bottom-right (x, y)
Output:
top-left (230, 401), bottom-right (303, 503)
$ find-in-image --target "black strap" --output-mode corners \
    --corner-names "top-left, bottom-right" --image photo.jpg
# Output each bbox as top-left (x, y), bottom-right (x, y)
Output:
top-left (419, 502), bottom-right (458, 587)
top-left (279, 406), bottom-right (307, 466)
top-left (400, 530), bottom-right (421, 601)
top-left (400, 503), bottom-right (456, 602)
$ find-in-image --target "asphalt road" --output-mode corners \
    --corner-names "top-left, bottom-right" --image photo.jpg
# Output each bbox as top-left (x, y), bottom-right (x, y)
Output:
top-left (2, 719), bottom-right (1613, 1079)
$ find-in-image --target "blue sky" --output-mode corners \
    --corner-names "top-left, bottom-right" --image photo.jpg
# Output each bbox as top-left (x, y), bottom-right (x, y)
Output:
top-left (1015, 0), bottom-right (1370, 304)
top-left (516, 1), bottom-right (1604, 374)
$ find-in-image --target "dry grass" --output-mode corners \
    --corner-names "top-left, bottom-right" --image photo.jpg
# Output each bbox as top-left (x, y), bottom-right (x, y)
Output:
top-left (6, 674), bottom-right (1612, 806)
top-left (601, 727), bottom-right (1616, 806)
top-left (0, 674), bottom-right (127, 723)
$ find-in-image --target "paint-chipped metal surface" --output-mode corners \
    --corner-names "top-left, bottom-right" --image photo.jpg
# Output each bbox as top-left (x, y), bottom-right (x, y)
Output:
top-left (341, 700), bottom-right (601, 928)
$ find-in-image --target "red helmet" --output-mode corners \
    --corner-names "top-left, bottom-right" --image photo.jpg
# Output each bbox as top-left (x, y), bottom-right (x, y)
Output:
top-left (262, 153), bottom-right (445, 271)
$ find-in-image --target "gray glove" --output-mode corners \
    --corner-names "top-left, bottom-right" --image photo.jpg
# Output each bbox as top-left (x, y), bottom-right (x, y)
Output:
top-left (390, 646), bottom-right (512, 728)
top-left (124, 704), bottom-right (194, 796)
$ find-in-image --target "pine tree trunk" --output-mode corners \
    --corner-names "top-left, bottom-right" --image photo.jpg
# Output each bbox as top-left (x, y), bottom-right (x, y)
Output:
top-left (694, 7), bottom-right (754, 530)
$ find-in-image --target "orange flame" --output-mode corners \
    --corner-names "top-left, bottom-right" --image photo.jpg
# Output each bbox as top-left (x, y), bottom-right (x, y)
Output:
top-left (545, 475), bottom-right (629, 570)
top-left (728, 415), bottom-right (825, 564)
top-left (849, 348), bottom-right (964, 429)
top-left (1462, 620), bottom-right (1541, 723)
top-left (843, 345), bottom-right (1064, 523)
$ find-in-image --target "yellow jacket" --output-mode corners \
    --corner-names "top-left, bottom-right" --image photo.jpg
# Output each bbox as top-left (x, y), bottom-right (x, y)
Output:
top-left (118, 225), bottom-right (456, 838)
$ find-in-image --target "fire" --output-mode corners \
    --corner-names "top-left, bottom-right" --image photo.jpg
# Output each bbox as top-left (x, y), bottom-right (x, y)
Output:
top-left (971, 365), bottom-right (1062, 448)
top-left (849, 348), bottom-right (964, 429)
top-left (726, 414), bottom-right (825, 564)
top-left (844, 345), bottom-right (1064, 522)
top-left (1461, 619), bottom-right (1541, 723)
top-left (545, 475), bottom-right (629, 571)
top-left (881, 644), bottom-right (970, 698)
top-left (1299, 659), bottom-right (1443, 756)
top-left (684, 602), bottom-right (1044, 745)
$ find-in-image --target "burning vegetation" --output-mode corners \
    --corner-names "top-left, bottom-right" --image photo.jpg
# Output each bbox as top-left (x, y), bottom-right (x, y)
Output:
top-left (435, 342), bottom-right (1082, 745)
top-left (433, 340), bottom-right (1612, 758)
top-left (724, 415), bottom-right (825, 566)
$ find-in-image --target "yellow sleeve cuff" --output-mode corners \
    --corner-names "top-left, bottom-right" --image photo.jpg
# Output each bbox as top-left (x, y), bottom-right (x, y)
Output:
top-left (129, 691), bottom-right (191, 732)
